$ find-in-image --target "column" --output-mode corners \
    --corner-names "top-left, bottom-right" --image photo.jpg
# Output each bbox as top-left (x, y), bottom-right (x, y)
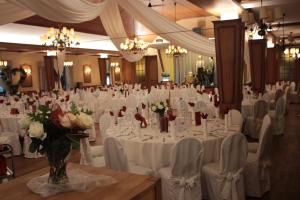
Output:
top-left (213, 19), bottom-right (245, 116)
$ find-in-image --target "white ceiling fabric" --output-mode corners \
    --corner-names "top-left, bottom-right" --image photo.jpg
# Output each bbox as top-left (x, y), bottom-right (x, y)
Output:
top-left (0, 0), bottom-right (215, 59)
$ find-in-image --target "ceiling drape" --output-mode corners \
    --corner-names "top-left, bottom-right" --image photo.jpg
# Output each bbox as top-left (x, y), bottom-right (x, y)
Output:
top-left (0, 0), bottom-right (215, 58)
top-left (6, 0), bottom-right (107, 23)
top-left (99, 0), bottom-right (144, 62)
top-left (116, 0), bottom-right (215, 56)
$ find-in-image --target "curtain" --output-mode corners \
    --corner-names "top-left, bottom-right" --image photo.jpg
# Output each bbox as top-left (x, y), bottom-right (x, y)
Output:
top-left (100, 0), bottom-right (144, 62)
top-left (6, 0), bottom-right (107, 23)
top-left (38, 62), bottom-right (48, 91)
top-left (117, 0), bottom-right (215, 57)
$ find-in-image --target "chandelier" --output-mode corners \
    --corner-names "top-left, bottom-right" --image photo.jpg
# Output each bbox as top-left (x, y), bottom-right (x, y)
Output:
top-left (0, 60), bottom-right (7, 68)
top-left (284, 48), bottom-right (300, 58)
top-left (165, 45), bottom-right (187, 57)
top-left (40, 27), bottom-right (80, 51)
top-left (241, 0), bottom-right (284, 37)
top-left (120, 37), bottom-right (148, 54)
top-left (64, 61), bottom-right (74, 67)
top-left (165, 2), bottom-right (188, 57)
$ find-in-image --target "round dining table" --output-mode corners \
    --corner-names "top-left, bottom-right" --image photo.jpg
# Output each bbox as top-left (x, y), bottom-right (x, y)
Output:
top-left (106, 119), bottom-right (239, 173)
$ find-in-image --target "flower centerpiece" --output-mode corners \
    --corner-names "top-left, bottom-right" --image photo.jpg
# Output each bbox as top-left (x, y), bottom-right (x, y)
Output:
top-left (151, 101), bottom-right (168, 132)
top-left (19, 102), bottom-right (93, 185)
top-left (151, 101), bottom-right (167, 117)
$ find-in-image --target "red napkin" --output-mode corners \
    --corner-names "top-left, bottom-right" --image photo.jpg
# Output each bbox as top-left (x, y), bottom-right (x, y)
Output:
top-left (201, 113), bottom-right (208, 119)
top-left (109, 111), bottom-right (114, 116)
top-left (214, 95), bottom-right (219, 108)
top-left (142, 103), bottom-right (146, 109)
top-left (134, 113), bottom-right (147, 128)
top-left (168, 113), bottom-right (177, 121)
top-left (197, 90), bottom-right (203, 95)
top-left (5, 102), bottom-right (11, 106)
top-left (188, 102), bottom-right (195, 107)
top-left (0, 100), bottom-right (4, 104)
top-left (195, 112), bottom-right (201, 126)
top-left (10, 108), bottom-right (19, 115)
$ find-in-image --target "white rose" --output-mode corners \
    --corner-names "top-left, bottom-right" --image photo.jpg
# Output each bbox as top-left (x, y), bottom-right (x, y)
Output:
top-left (157, 104), bottom-right (163, 109)
top-left (76, 112), bottom-right (93, 129)
top-left (151, 105), bottom-right (157, 112)
top-left (28, 122), bottom-right (46, 140)
top-left (19, 116), bottom-right (31, 130)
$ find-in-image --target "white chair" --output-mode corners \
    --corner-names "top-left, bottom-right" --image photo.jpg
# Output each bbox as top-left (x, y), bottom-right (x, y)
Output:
top-left (202, 133), bottom-right (248, 200)
top-left (228, 109), bottom-right (244, 132)
top-left (80, 138), bottom-right (105, 167)
top-left (99, 112), bottom-right (112, 138)
top-left (103, 137), bottom-right (153, 176)
top-left (244, 100), bottom-right (268, 139)
top-left (244, 114), bottom-right (273, 197)
top-left (247, 115), bottom-right (272, 153)
top-left (0, 132), bottom-right (22, 156)
top-left (159, 138), bottom-right (204, 200)
top-left (269, 97), bottom-right (285, 135)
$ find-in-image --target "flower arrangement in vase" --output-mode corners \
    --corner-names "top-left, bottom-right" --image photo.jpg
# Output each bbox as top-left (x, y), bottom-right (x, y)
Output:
top-left (151, 101), bottom-right (167, 117)
top-left (19, 102), bottom-right (93, 185)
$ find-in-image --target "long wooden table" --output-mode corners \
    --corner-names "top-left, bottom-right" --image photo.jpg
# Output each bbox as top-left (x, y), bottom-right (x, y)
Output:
top-left (0, 163), bottom-right (161, 200)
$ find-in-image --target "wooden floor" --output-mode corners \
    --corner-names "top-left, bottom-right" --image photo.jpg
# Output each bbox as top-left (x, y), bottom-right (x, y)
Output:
top-left (3, 104), bottom-right (300, 200)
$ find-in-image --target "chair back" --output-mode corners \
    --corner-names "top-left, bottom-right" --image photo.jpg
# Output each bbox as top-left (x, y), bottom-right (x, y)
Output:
top-left (103, 137), bottom-right (128, 171)
top-left (253, 100), bottom-right (268, 119)
top-left (170, 138), bottom-right (203, 177)
top-left (228, 109), bottom-right (243, 131)
top-left (99, 113), bottom-right (112, 138)
top-left (274, 89), bottom-right (284, 103)
top-left (194, 101), bottom-right (207, 112)
top-left (275, 97), bottom-right (285, 117)
top-left (126, 94), bottom-right (138, 109)
top-left (257, 115), bottom-right (273, 162)
top-left (219, 133), bottom-right (248, 173)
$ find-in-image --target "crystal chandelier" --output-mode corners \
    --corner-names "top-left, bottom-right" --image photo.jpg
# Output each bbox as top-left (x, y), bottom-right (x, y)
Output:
top-left (63, 61), bottom-right (74, 67)
top-left (165, 2), bottom-right (188, 57)
top-left (40, 27), bottom-right (80, 51)
top-left (241, 0), bottom-right (284, 37)
top-left (284, 48), bottom-right (300, 58)
top-left (0, 60), bottom-right (8, 68)
top-left (165, 45), bottom-right (187, 57)
top-left (120, 37), bottom-right (148, 54)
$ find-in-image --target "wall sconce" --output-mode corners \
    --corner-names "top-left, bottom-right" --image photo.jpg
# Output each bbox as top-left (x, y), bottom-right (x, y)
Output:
top-left (83, 64), bottom-right (92, 83)
top-left (24, 68), bottom-right (31, 75)
top-left (46, 50), bottom-right (57, 56)
top-left (0, 60), bottom-right (8, 67)
top-left (64, 61), bottom-right (73, 67)
top-left (115, 66), bottom-right (121, 73)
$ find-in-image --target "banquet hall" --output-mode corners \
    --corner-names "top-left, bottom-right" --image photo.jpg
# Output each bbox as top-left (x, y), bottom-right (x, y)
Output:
top-left (0, 0), bottom-right (299, 199)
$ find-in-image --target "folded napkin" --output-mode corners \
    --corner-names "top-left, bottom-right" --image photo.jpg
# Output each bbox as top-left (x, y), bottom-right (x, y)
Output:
top-left (197, 90), bottom-right (203, 95)
top-left (10, 108), bottom-right (19, 115)
top-left (188, 102), bottom-right (195, 107)
top-left (201, 113), bottom-right (208, 119)
top-left (134, 113), bottom-right (147, 128)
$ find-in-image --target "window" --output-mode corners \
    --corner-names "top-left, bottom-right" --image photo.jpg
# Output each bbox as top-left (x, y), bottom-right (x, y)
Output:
top-left (136, 58), bottom-right (146, 83)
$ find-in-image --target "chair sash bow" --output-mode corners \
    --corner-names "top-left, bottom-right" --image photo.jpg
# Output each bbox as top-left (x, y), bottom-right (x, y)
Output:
top-left (220, 168), bottom-right (243, 200)
top-left (173, 174), bottom-right (200, 200)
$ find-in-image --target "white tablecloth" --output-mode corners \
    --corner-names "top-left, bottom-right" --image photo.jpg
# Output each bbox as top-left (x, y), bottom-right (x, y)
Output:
top-left (106, 119), bottom-right (238, 173)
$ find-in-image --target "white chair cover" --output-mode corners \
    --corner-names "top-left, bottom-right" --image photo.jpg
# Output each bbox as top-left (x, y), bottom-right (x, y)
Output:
top-left (244, 100), bottom-right (268, 138)
top-left (228, 109), bottom-right (244, 132)
top-left (159, 138), bottom-right (204, 200)
top-left (0, 131), bottom-right (22, 156)
top-left (103, 137), bottom-right (153, 175)
top-left (244, 115), bottom-right (273, 197)
top-left (79, 138), bottom-right (105, 167)
top-left (269, 97), bottom-right (285, 135)
top-left (202, 133), bottom-right (248, 200)
top-left (99, 113), bottom-right (112, 138)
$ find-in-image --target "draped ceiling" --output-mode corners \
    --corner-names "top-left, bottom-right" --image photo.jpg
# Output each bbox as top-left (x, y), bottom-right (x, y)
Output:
top-left (0, 0), bottom-right (215, 65)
